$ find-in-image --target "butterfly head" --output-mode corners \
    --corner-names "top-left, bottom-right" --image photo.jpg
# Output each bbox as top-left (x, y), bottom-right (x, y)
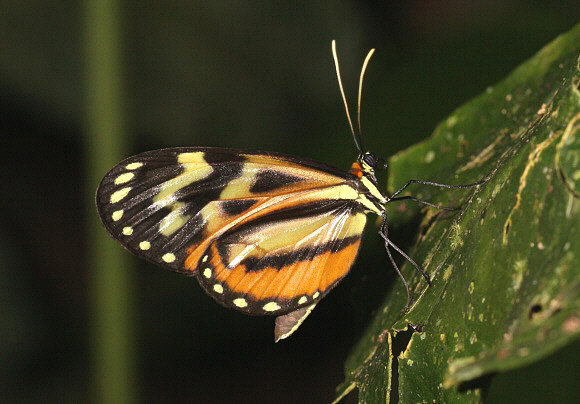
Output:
top-left (351, 151), bottom-right (386, 181)
top-left (360, 151), bottom-right (387, 172)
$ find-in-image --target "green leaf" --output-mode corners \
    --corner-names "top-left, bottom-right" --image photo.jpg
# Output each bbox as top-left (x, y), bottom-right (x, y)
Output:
top-left (335, 22), bottom-right (580, 403)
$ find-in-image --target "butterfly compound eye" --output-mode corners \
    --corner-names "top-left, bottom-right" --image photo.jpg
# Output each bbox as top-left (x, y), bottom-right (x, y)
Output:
top-left (362, 152), bottom-right (377, 168)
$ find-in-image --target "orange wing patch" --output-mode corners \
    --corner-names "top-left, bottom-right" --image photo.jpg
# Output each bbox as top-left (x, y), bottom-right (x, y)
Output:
top-left (211, 239), bottom-right (362, 299)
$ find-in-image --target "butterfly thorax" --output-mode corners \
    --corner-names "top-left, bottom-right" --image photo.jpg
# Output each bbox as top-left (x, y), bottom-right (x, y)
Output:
top-left (349, 154), bottom-right (387, 215)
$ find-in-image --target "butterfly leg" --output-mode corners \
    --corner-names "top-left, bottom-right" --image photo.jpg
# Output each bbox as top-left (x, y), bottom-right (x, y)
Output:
top-left (389, 178), bottom-right (487, 200)
top-left (379, 216), bottom-right (411, 311)
top-left (379, 212), bottom-right (432, 312)
top-left (387, 195), bottom-right (460, 211)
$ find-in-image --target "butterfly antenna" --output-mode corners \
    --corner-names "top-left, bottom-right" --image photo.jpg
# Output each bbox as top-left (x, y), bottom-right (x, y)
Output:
top-left (332, 40), bottom-right (363, 154)
top-left (357, 47), bottom-right (375, 143)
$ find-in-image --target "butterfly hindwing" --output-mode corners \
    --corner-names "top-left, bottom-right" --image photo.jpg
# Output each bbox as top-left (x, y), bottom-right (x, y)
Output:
top-left (96, 147), bottom-right (369, 315)
top-left (188, 199), bottom-right (367, 315)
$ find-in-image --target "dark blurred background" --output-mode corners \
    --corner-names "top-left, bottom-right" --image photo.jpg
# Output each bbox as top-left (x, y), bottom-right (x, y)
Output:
top-left (1, 1), bottom-right (579, 403)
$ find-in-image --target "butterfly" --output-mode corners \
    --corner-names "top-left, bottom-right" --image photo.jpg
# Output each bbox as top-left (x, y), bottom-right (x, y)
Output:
top-left (96, 41), bottom-right (485, 341)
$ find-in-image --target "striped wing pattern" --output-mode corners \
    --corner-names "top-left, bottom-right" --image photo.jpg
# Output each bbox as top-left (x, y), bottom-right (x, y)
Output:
top-left (96, 147), bottom-right (368, 316)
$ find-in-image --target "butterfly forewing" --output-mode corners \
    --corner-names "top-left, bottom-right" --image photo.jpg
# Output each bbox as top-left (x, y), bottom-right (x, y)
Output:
top-left (96, 147), bottom-right (369, 315)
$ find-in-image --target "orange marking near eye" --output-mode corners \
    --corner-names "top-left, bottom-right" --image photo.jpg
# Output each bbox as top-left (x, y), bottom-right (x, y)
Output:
top-left (350, 162), bottom-right (363, 178)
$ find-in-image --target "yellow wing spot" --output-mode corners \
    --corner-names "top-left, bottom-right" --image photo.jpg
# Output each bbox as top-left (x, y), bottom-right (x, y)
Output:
top-left (298, 296), bottom-right (308, 305)
top-left (213, 284), bottom-right (224, 294)
top-left (312, 291), bottom-right (320, 300)
top-left (162, 253), bottom-right (176, 263)
top-left (233, 298), bottom-right (248, 308)
top-left (112, 210), bottom-right (124, 221)
top-left (153, 152), bottom-right (213, 202)
top-left (158, 201), bottom-right (191, 236)
top-left (218, 168), bottom-right (257, 199)
top-left (177, 151), bottom-right (206, 164)
top-left (203, 268), bottom-right (212, 278)
top-left (122, 227), bottom-right (133, 236)
top-left (125, 162), bottom-right (143, 170)
top-left (114, 172), bottom-right (135, 185)
top-left (202, 255), bottom-right (209, 263)
top-left (139, 241), bottom-right (151, 250)
top-left (110, 187), bottom-right (132, 203)
top-left (263, 302), bottom-right (281, 312)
